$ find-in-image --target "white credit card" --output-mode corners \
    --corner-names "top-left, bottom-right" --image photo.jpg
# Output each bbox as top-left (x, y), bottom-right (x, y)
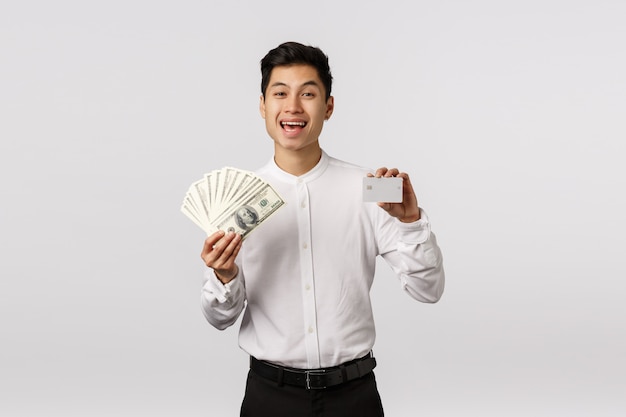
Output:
top-left (362, 177), bottom-right (403, 203)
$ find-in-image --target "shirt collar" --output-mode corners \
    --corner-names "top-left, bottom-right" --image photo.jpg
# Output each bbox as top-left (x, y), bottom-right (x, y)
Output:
top-left (266, 149), bottom-right (330, 184)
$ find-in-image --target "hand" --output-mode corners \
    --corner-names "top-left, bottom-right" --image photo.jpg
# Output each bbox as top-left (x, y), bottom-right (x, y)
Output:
top-left (201, 230), bottom-right (242, 284)
top-left (369, 167), bottom-right (421, 223)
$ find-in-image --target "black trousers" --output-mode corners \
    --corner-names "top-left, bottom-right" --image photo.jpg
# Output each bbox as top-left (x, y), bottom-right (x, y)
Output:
top-left (241, 370), bottom-right (384, 417)
top-left (240, 368), bottom-right (385, 417)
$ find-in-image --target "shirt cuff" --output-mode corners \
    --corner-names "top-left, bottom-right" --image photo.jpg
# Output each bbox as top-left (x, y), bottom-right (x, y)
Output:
top-left (394, 208), bottom-right (432, 244)
top-left (203, 268), bottom-right (242, 303)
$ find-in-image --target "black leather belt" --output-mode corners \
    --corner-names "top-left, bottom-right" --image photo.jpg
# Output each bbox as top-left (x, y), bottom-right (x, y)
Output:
top-left (250, 353), bottom-right (377, 390)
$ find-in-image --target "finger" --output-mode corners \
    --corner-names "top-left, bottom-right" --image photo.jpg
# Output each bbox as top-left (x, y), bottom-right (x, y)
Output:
top-left (383, 168), bottom-right (400, 178)
top-left (374, 167), bottom-right (388, 178)
top-left (215, 232), bottom-right (242, 264)
top-left (397, 172), bottom-right (411, 183)
top-left (201, 230), bottom-right (226, 258)
top-left (202, 231), bottom-right (238, 267)
top-left (212, 237), bottom-right (243, 276)
top-left (229, 237), bottom-right (243, 260)
top-left (211, 231), bottom-right (239, 254)
top-left (396, 172), bottom-right (410, 189)
top-left (398, 172), bottom-right (417, 197)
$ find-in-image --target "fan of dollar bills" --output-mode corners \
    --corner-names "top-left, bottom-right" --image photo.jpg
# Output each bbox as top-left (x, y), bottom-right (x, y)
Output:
top-left (181, 167), bottom-right (285, 238)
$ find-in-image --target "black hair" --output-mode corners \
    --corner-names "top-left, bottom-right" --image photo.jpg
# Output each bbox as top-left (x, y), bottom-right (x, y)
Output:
top-left (260, 42), bottom-right (333, 100)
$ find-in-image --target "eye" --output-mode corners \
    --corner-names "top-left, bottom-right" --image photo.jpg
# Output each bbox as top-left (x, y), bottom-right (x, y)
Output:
top-left (302, 92), bottom-right (315, 98)
top-left (274, 91), bottom-right (286, 97)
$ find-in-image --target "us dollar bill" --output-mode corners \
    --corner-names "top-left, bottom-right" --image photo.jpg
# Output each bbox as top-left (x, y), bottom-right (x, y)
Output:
top-left (214, 183), bottom-right (285, 239)
top-left (182, 167), bottom-right (285, 237)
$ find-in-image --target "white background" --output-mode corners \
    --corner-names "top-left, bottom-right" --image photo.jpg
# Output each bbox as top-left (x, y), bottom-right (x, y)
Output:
top-left (1, 1), bottom-right (625, 416)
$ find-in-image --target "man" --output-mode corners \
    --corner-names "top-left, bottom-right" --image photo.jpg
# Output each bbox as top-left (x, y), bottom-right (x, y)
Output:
top-left (199, 42), bottom-right (445, 417)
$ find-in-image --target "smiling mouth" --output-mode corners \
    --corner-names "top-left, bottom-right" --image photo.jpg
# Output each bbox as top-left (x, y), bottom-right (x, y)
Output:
top-left (281, 121), bottom-right (307, 129)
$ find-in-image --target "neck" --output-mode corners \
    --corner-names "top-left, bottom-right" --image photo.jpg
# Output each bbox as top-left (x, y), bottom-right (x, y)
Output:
top-left (274, 144), bottom-right (322, 177)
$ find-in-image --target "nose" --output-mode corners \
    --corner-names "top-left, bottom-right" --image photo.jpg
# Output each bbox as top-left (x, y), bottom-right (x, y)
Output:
top-left (285, 95), bottom-right (303, 113)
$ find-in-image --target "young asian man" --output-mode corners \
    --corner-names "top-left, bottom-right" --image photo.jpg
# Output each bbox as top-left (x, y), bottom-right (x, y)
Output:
top-left (199, 41), bottom-right (445, 417)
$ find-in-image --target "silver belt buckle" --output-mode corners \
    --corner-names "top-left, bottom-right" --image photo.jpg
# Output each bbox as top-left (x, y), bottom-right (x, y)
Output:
top-left (305, 369), bottom-right (326, 390)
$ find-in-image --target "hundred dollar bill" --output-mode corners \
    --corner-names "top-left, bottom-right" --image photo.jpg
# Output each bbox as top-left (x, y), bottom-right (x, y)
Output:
top-left (214, 183), bottom-right (285, 239)
top-left (190, 178), bottom-right (211, 226)
top-left (222, 167), bottom-right (244, 205)
top-left (181, 167), bottom-right (286, 237)
top-left (211, 169), bottom-right (222, 216)
top-left (181, 195), bottom-right (214, 234)
top-left (212, 177), bottom-right (275, 228)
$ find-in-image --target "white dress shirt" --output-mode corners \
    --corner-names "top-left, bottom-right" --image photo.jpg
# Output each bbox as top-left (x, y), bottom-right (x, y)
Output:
top-left (201, 151), bottom-right (445, 369)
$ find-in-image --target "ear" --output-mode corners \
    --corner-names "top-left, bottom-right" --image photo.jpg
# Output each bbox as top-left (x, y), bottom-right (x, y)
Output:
top-left (259, 95), bottom-right (266, 119)
top-left (324, 96), bottom-right (334, 120)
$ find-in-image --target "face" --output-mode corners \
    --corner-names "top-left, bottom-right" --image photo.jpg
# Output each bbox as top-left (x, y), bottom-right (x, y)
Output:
top-left (238, 207), bottom-right (255, 224)
top-left (260, 64), bottom-right (334, 155)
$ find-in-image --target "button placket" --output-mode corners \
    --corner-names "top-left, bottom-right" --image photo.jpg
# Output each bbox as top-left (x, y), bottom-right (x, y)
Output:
top-left (295, 178), bottom-right (320, 368)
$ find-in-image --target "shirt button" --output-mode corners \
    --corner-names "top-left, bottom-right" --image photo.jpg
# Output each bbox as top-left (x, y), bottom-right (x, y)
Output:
top-left (301, 202), bottom-right (306, 208)
top-left (308, 326), bottom-right (314, 334)
top-left (303, 243), bottom-right (308, 249)
top-left (305, 284), bottom-right (311, 291)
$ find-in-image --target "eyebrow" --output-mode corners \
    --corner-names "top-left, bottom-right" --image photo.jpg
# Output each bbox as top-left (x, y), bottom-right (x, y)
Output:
top-left (269, 80), bottom-right (321, 90)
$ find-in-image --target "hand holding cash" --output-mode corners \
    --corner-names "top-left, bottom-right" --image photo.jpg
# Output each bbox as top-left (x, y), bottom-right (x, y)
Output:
top-left (181, 167), bottom-right (285, 238)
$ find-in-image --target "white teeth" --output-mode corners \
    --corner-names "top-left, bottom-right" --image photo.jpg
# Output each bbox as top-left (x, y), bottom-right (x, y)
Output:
top-left (281, 121), bottom-right (306, 126)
